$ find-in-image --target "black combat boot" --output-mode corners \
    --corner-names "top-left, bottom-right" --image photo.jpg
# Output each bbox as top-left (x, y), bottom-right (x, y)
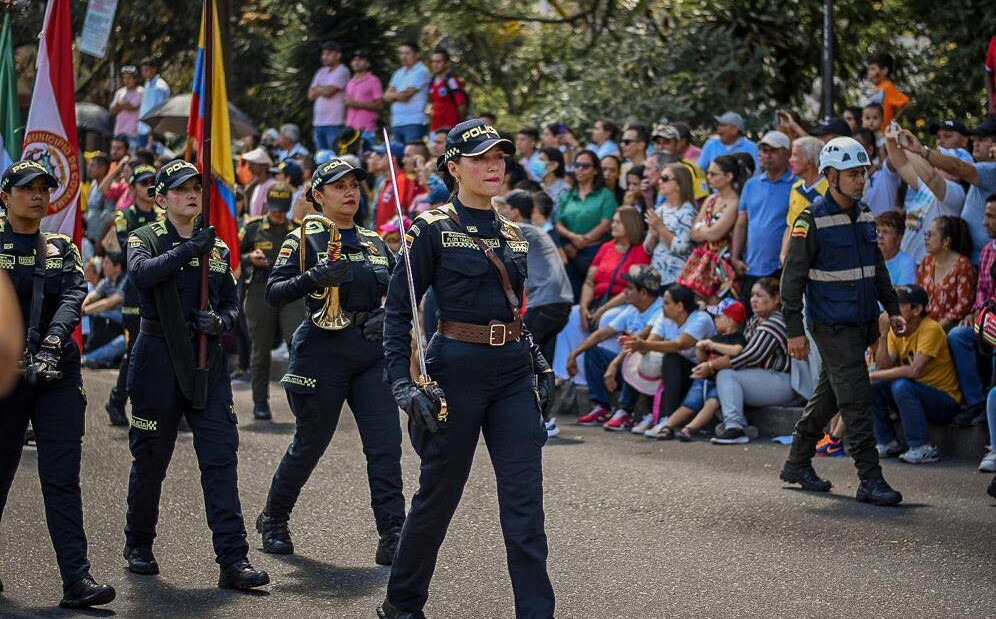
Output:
top-left (377, 598), bottom-right (423, 619)
top-left (59, 576), bottom-right (116, 609)
top-left (218, 559), bottom-right (269, 590)
top-left (779, 462), bottom-right (833, 492)
top-left (375, 527), bottom-right (402, 566)
top-left (987, 475), bottom-right (996, 499)
top-left (253, 402), bottom-right (272, 421)
top-left (124, 545), bottom-right (159, 575)
top-left (856, 476), bottom-right (903, 506)
top-left (106, 399), bottom-right (129, 427)
top-left (255, 512), bottom-right (293, 554)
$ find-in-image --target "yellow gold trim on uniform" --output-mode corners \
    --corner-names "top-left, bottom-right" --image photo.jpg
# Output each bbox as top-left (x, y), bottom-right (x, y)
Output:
top-left (507, 240), bottom-right (529, 253)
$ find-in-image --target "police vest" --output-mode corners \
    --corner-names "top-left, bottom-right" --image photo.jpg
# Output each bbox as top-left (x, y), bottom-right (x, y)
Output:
top-left (805, 197), bottom-right (880, 326)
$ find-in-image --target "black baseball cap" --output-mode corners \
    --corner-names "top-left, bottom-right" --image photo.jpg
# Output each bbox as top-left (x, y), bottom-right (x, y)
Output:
top-left (812, 117), bottom-right (852, 138)
top-left (971, 117), bottom-right (996, 138)
top-left (1, 160), bottom-right (58, 193)
top-left (130, 164), bottom-right (157, 185)
top-left (621, 264), bottom-right (664, 296)
top-left (929, 119), bottom-right (970, 136)
top-left (436, 119), bottom-right (514, 172)
top-left (321, 40), bottom-right (341, 52)
top-left (154, 159), bottom-right (201, 195)
top-left (307, 158), bottom-right (368, 204)
top-left (895, 284), bottom-right (929, 308)
top-left (266, 182), bottom-right (294, 212)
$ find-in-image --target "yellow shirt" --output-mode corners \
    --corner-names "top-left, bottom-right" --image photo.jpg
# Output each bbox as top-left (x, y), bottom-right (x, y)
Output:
top-left (786, 177), bottom-right (828, 226)
top-left (887, 316), bottom-right (962, 403)
top-left (678, 158), bottom-right (710, 201)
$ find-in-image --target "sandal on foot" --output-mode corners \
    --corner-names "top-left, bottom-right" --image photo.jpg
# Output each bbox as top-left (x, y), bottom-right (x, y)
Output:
top-left (656, 426), bottom-right (676, 440)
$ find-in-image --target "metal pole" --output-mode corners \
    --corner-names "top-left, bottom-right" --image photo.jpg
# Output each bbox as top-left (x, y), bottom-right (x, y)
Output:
top-left (198, 0), bottom-right (214, 368)
top-left (822, 0), bottom-right (834, 122)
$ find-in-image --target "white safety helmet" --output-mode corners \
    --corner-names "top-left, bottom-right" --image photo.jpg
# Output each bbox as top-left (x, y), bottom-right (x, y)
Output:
top-left (818, 137), bottom-right (871, 174)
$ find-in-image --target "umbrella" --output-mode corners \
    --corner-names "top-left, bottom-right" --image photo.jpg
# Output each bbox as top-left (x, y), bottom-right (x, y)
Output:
top-left (140, 93), bottom-right (258, 139)
top-left (76, 102), bottom-right (113, 135)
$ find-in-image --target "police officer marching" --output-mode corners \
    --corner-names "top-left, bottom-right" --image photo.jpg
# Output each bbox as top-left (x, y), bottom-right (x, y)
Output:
top-left (379, 119), bottom-right (556, 619)
top-left (779, 137), bottom-right (906, 506)
top-left (256, 158), bottom-right (406, 565)
top-left (105, 163), bottom-right (163, 427)
top-left (0, 161), bottom-right (116, 608)
top-left (123, 159), bottom-right (269, 590)
top-left (239, 182), bottom-right (304, 420)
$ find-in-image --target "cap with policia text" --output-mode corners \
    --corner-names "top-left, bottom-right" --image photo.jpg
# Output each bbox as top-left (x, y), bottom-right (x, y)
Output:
top-left (266, 182), bottom-right (294, 212)
top-left (131, 164), bottom-right (157, 185)
top-left (154, 160), bottom-right (201, 196)
top-left (436, 118), bottom-right (515, 172)
top-left (1, 160), bottom-right (59, 193)
top-left (306, 158), bottom-right (368, 204)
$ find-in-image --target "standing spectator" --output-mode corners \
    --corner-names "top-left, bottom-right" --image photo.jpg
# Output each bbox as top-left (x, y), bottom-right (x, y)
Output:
top-left (84, 153), bottom-right (113, 247)
top-left (947, 195), bottom-right (996, 427)
top-left (861, 103), bottom-right (886, 155)
top-left (643, 164), bottom-right (697, 286)
top-left (732, 131), bottom-right (795, 302)
top-left (516, 127), bottom-right (543, 180)
top-left (586, 118), bottom-right (620, 159)
top-left (554, 149), bottom-right (619, 299)
top-left (651, 124), bottom-right (708, 201)
top-left (671, 121), bottom-right (702, 163)
top-left (308, 41), bottom-right (351, 151)
top-left (866, 52), bottom-right (910, 126)
top-left (930, 119), bottom-right (972, 153)
top-left (618, 125), bottom-right (649, 188)
top-left (600, 154), bottom-right (625, 204)
top-left (383, 41), bottom-right (431, 144)
top-left (428, 128), bottom-right (449, 159)
top-left (539, 124), bottom-right (563, 150)
top-left (698, 111), bottom-right (759, 173)
top-left (428, 48), bottom-right (468, 133)
top-left (871, 285), bottom-right (961, 463)
top-left (842, 106), bottom-right (863, 133)
top-left (369, 142), bottom-right (411, 229)
top-left (136, 57), bottom-right (171, 148)
top-left (344, 50), bottom-right (383, 142)
top-left (110, 66), bottom-right (143, 145)
top-left (276, 124), bottom-right (309, 162)
top-left (916, 215), bottom-right (976, 329)
top-left (779, 136), bottom-right (827, 264)
top-left (810, 117), bottom-right (853, 142)
top-left (534, 147), bottom-right (569, 206)
top-left (242, 147), bottom-right (276, 217)
top-left (876, 211), bottom-right (917, 285)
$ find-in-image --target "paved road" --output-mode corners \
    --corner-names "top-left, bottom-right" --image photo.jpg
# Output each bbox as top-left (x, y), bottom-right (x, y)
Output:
top-left (1, 368), bottom-right (993, 618)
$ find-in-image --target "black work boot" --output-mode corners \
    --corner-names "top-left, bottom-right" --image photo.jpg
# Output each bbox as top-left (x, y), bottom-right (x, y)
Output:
top-left (106, 399), bottom-right (129, 427)
top-left (59, 576), bottom-right (116, 609)
top-left (253, 402), bottom-right (272, 421)
top-left (375, 528), bottom-right (402, 566)
top-left (218, 559), bottom-right (270, 590)
top-left (255, 512), bottom-right (293, 554)
top-left (124, 545), bottom-right (160, 575)
top-left (987, 476), bottom-right (996, 499)
top-left (856, 476), bottom-right (903, 506)
top-left (377, 598), bottom-right (422, 619)
top-left (779, 462), bottom-right (833, 492)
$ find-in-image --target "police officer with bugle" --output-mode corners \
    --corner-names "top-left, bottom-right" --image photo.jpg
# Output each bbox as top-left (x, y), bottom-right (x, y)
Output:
top-left (256, 158), bottom-right (405, 564)
top-left (378, 120), bottom-right (556, 619)
top-left (0, 160), bottom-right (116, 608)
top-left (123, 159), bottom-right (269, 589)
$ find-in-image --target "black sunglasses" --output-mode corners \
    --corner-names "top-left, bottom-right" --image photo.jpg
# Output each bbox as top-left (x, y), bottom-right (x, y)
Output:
top-left (574, 162), bottom-right (594, 170)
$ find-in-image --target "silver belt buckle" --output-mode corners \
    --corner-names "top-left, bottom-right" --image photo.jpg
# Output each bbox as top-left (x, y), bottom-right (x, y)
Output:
top-left (488, 322), bottom-right (507, 347)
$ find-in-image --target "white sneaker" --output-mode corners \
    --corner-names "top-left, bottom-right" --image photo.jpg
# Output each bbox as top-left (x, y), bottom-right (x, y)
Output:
top-left (631, 414), bottom-right (655, 434)
top-left (644, 416), bottom-right (670, 438)
top-left (899, 444), bottom-right (940, 464)
top-left (272, 342), bottom-right (289, 361)
top-left (545, 418), bottom-right (560, 438)
top-left (979, 450), bottom-right (996, 473)
top-left (876, 439), bottom-right (903, 458)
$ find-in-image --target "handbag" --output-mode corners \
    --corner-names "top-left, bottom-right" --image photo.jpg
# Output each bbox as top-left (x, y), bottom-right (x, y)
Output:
top-left (677, 245), bottom-right (736, 299)
top-left (974, 299), bottom-right (996, 353)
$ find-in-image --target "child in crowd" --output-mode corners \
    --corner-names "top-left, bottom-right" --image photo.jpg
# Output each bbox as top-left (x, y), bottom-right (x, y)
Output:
top-left (654, 301), bottom-right (747, 441)
top-left (862, 102), bottom-right (886, 158)
top-left (866, 52), bottom-right (910, 127)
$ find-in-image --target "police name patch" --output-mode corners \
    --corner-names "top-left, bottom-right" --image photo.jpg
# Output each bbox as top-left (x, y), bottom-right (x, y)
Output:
top-left (441, 231), bottom-right (499, 250)
top-left (348, 253), bottom-right (365, 262)
top-left (369, 255), bottom-right (389, 266)
top-left (791, 220), bottom-right (810, 238)
top-left (209, 259), bottom-right (227, 273)
top-left (508, 240), bottom-right (529, 253)
top-left (45, 258), bottom-right (63, 270)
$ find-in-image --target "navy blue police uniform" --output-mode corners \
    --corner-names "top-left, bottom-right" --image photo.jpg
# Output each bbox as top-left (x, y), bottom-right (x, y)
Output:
top-left (106, 164), bottom-right (163, 426)
top-left (123, 160), bottom-right (268, 589)
top-left (380, 119), bottom-right (555, 619)
top-left (0, 160), bottom-right (115, 608)
top-left (257, 159), bottom-right (405, 563)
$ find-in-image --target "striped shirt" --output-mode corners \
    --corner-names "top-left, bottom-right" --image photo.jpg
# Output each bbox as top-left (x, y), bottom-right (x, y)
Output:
top-left (730, 311), bottom-right (790, 372)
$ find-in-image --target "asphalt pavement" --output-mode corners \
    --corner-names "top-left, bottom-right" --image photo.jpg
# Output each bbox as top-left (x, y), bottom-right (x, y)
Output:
top-left (1, 368), bottom-right (993, 618)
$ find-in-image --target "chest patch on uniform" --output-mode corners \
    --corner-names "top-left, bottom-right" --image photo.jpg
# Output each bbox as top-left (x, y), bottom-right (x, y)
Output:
top-left (466, 225), bottom-right (479, 234)
top-left (129, 236), bottom-right (144, 248)
top-left (209, 259), bottom-right (227, 273)
top-left (791, 220), bottom-right (810, 238)
top-left (369, 255), bottom-right (389, 266)
top-left (2, 244), bottom-right (12, 249)
top-left (115, 217), bottom-right (128, 232)
top-left (0, 254), bottom-right (14, 269)
top-left (347, 253), bottom-right (365, 262)
top-left (18, 255), bottom-right (34, 266)
top-left (45, 257), bottom-right (63, 270)
top-left (441, 231), bottom-right (499, 250)
top-left (507, 240), bottom-right (529, 253)
top-left (255, 241), bottom-right (273, 250)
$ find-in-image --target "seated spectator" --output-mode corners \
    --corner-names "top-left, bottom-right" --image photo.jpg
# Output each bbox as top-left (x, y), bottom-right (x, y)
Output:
top-left (693, 278), bottom-right (793, 444)
top-left (871, 285), bottom-right (962, 464)
top-left (600, 154), bottom-right (625, 204)
top-left (916, 215), bottom-right (975, 330)
top-left (530, 191), bottom-right (555, 235)
top-left (554, 149), bottom-right (619, 299)
top-left (620, 164), bottom-right (645, 209)
top-left (620, 285), bottom-right (719, 433)
top-left (643, 164), bottom-right (697, 287)
top-left (877, 211), bottom-right (916, 285)
top-left (535, 147), bottom-right (570, 206)
top-left (567, 265), bottom-right (665, 430)
top-left (81, 253), bottom-right (127, 367)
top-left (649, 300), bottom-right (748, 440)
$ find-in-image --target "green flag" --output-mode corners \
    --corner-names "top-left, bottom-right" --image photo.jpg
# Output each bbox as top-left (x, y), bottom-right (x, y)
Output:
top-left (1, 12), bottom-right (21, 162)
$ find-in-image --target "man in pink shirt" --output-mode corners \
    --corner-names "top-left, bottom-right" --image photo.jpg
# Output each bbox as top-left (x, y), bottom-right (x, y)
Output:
top-left (345, 50), bottom-right (383, 142)
top-left (309, 41), bottom-right (351, 151)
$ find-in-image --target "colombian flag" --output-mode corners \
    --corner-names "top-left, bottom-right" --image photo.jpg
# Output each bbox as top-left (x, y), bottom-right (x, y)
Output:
top-left (187, 0), bottom-right (239, 267)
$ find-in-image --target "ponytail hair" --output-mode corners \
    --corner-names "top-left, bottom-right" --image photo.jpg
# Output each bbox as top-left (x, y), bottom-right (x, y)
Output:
top-left (713, 154), bottom-right (748, 194)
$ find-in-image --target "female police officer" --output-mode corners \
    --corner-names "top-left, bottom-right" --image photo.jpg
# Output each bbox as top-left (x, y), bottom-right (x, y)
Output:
top-left (123, 159), bottom-right (269, 590)
top-left (256, 158), bottom-right (406, 565)
top-left (0, 160), bottom-right (115, 608)
top-left (379, 119), bottom-right (556, 619)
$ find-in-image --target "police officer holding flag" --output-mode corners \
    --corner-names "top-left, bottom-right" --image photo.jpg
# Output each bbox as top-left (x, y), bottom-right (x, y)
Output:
top-left (779, 137), bottom-right (905, 506)
top-left (379, 120), bottom-right (556, 619)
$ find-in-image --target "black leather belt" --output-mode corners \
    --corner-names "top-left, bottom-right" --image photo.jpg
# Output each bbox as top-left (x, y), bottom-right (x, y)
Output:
top-left (140, 318), bottom-right (193, 338)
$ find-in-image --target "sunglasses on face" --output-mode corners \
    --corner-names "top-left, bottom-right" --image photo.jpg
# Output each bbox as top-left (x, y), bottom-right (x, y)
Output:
top-left (659, 175), bottom-right (675, 182)
top-left (620, 139), bottom-right (637, 145)
top-left (574, 162), bottom-right (594, 170)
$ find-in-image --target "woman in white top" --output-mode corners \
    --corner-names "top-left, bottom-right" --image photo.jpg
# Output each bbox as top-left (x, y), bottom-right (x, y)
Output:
top-left (643, 163), bottom-right (698, 286)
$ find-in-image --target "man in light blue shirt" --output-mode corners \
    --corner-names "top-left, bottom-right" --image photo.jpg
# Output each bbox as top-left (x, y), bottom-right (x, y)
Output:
top-left (383, 41), bottom-right (431, 144)
top-left (732, 131), bottom-right (795, 310)
top-left (136, 57), bottom-right (171, 148)
top-left (698, 111), bottom-right (759, 172)
top-left (585, 118), bottom-right (620, 159)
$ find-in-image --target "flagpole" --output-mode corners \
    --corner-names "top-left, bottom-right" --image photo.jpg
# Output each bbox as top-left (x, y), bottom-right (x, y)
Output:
top-left (198, 0), bottom-right (214, 369)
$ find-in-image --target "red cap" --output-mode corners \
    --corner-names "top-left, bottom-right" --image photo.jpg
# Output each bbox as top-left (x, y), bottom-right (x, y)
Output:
top-left (722, 301), bottom-right (747, 324)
